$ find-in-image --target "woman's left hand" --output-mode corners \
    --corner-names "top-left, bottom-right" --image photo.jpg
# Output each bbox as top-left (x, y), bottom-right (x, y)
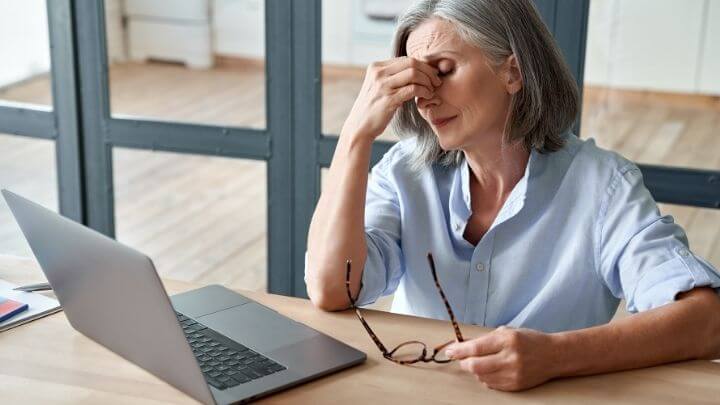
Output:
top-left (445, 326), bottom-right (562, 391)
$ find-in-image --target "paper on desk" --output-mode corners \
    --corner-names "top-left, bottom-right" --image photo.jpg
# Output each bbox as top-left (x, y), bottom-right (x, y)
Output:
top-left (0, 279), bottom-right (62, 332)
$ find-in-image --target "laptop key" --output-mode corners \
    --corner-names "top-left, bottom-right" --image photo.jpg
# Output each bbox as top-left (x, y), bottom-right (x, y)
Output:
top-left (206, 377), bottom-right (226, 390)
top-left (175, 311), bottom-right (288, 389)
top-left (250, 365), bottom-right (273, 376)
top-left (269, 364), bottom-right (285, 372)
top-left (224, 378), bottom-right (243, 388)
top-left (232, 374), bottom-right (251, 384)
top-left (242, 369), bottom-right (263, 379)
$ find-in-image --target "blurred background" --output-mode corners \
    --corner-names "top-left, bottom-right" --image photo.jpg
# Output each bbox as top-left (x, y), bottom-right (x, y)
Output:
top-left (0, 0), bottom-right (718, 304)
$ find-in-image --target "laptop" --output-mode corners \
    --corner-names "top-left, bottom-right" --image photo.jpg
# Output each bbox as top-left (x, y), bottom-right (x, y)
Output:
top-left (2, 190), bottom-right (365, 404)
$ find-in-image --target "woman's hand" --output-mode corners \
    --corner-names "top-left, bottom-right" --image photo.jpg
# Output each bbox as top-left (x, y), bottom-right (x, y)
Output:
top-left (445, 326), bottom-right (562, 392)
top-left (341, 56), bottom-right (442, 142)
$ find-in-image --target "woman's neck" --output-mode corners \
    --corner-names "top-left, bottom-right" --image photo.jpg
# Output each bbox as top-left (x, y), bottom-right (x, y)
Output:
top-left (463, 140), bottom-right (530, 204)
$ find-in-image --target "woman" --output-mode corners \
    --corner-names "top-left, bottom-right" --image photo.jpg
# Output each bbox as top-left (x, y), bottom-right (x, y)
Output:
top-left (305, 0), bottom-right (720, 392)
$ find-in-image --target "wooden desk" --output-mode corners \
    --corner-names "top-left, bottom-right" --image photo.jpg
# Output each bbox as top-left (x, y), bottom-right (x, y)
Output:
top-left (1, 254), bottom-right (719, 404)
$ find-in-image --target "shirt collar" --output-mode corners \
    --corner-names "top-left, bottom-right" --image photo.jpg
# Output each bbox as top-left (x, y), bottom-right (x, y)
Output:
top-left (459, 148), bottom-right (538, 207)
top-left (451, 147), bottom-right (541, 234)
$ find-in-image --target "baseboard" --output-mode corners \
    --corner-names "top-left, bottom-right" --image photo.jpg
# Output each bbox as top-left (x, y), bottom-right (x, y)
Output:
top-left (215, 55), bottom-right (365, 79)
top-left (584, 86), bottom-right (720, 111)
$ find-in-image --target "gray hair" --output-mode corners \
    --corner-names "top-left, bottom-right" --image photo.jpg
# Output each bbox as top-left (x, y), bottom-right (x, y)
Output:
top-left (391, 0), bottom-right (579, 170)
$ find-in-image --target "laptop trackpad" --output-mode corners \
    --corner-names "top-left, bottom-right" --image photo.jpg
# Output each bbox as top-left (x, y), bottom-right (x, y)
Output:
top-left (197, 302), bottom-right (317, 353)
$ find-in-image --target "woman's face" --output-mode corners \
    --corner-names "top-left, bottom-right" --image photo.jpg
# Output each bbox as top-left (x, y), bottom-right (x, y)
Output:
top-left (406, 18), bottom-right (519, 151)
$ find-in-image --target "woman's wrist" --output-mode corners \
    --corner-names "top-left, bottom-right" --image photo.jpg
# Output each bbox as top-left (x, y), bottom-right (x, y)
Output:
top-left (550, 331), bottom-right (596, 377)
top-left (547, 330), bottom-right (584, 378)
top-left (338, 129), bottom-right (376, 154)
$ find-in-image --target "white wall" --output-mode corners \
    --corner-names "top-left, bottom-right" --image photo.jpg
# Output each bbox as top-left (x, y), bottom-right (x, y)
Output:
top-left (698, 0), bottom-right (720, 94)
top-left (211, 0), bottom-right (406, 65)
top-left (216, 0), bottom-right (719, 95)
top-left (0, 0), bottom-right (51, 89)
top-left (584, 0), bottom-right (719, 95)
top-left (106, 0), bottom-right (128, 63)
top-left (213, 0), bottom-right (265, 59)
top-left (5, 0), bottom-right (712, 95)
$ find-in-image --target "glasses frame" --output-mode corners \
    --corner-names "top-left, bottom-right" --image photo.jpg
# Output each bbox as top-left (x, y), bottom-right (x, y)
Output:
top-left (345, 252), bottom-right (465, 365)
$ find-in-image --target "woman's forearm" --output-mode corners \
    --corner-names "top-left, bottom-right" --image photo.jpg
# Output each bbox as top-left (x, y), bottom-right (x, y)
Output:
top-left (306, 57), bottom-right (439, 311)
top-left (306, 132), bottom-right (374, 310)
top-left (552, 287), bottom-right (720, 378)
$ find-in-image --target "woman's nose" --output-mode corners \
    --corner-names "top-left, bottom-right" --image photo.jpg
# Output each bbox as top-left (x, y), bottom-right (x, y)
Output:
top-left (416, 92), bottom-right (441, 110)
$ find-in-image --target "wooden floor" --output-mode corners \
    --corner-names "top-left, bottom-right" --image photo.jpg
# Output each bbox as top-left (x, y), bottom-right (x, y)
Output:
top-left (0, 61), bottom-right (718, 297)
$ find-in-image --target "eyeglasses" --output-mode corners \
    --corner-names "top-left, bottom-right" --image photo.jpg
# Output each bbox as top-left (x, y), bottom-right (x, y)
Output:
top-left (345, 252), bottom-right (465, 365)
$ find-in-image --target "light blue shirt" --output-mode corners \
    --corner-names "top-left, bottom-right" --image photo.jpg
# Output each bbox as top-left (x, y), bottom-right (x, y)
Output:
top-left (354, 133), bottom-right (720, 333)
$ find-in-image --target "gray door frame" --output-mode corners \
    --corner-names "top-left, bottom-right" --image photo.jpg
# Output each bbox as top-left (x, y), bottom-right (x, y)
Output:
top-left (0, 0), bottom-right (84, 223)
top-left (0, 0), bottom-right (717, 299)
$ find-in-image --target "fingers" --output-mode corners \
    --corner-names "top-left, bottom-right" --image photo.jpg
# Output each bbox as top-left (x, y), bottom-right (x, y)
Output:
top-left (362, 56), bottom-right (442, 108)
top-left (390, 84), bottom-right (434, 106)
top-left (385, 68), bottom-right (437, 92)
top-left (459, 354), bottom-right (504, 376)
top-left (380, 57), bottom-right (442, 87)
top-left (381, 56), bottom-right (440, 86)
top-left (446, 333), bottom-right (504, 360)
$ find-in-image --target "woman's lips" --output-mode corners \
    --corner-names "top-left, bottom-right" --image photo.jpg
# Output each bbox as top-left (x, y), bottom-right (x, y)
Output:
top-left (431, 116), bottom-right (457, 128)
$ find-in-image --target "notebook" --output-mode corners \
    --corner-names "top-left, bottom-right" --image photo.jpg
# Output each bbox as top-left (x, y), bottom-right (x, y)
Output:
top-left (0, 279), bottom-right (62, 332)
top-left (0, 296), bottom-right (28, 322)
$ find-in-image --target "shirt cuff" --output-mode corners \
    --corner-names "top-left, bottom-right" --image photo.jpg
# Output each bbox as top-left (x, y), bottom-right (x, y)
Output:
top-left (354, 232), bottom-right (391, 307)
top-left (628, 249), bottom-right (720, 313)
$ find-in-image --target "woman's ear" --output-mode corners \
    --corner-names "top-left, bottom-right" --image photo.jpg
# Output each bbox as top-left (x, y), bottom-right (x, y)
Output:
top-left (503, 54), bottom-right (522, 95)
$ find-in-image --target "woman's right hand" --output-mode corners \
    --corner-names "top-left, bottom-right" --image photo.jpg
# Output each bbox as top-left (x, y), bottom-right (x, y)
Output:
top-left (341, 56), bottom-right (442, 142)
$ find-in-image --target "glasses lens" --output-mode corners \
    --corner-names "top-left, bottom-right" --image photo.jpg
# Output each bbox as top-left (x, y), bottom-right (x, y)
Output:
top-left (390, 341), bottom-right (426, 363)
top-left (431, 340), bottom-right (455, 362)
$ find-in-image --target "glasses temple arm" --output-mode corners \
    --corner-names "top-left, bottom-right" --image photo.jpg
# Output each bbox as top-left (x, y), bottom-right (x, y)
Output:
top-left (346, 260), bottom-right (391, 354)
top-left (427, 253), bottom-right (465, 342)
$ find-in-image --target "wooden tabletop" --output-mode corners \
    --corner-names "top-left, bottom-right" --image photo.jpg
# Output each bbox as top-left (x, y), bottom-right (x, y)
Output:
top-left (1, 254), bottom-right (719, 404)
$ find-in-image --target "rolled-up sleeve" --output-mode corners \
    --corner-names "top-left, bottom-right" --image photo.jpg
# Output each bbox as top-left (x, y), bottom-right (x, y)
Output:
top-left (597, 164), bottom-right (720, 313)
top-left (354, 147), bottom-right (406, 306)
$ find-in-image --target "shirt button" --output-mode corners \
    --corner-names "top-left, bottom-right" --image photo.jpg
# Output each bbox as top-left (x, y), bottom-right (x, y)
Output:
top-left (677, 248), bottom-right (690, 257)
top-left (475, 263), bottom-right (485, 272)
top-left (455, 223), bottom-right (462, 231)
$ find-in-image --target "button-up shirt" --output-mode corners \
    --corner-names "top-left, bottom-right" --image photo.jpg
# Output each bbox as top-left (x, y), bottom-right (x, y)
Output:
top-left (353, 133), bottom-right (720, 332)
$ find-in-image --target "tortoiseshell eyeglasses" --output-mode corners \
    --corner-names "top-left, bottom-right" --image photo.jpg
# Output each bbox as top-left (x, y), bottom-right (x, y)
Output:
top-left (345, 252), bottom-right (465, 365)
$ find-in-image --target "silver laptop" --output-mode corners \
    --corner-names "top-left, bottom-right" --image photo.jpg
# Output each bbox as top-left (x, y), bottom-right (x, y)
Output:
top-left (2, 190), bottom-right (365, 404)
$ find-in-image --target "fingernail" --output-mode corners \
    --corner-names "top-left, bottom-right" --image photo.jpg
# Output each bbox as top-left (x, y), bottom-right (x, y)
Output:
top-left (445, 349), bottom-right (455, 359)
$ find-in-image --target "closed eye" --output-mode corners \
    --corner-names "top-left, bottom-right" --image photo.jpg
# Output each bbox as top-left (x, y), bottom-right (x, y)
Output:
top-left (436, 59), bottom-right (455, 77)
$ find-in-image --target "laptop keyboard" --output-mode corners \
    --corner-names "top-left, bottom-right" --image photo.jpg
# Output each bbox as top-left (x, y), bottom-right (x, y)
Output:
top-left (176, 311), bottom-right (287, 390)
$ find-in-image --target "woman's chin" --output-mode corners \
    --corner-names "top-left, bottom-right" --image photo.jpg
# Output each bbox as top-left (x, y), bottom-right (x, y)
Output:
top-left (435, 134), bottom-right (464, 151)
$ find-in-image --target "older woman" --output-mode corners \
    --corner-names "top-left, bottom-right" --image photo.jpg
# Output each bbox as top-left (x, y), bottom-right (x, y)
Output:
top-left (305, 0), bottom-right (720, 392)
